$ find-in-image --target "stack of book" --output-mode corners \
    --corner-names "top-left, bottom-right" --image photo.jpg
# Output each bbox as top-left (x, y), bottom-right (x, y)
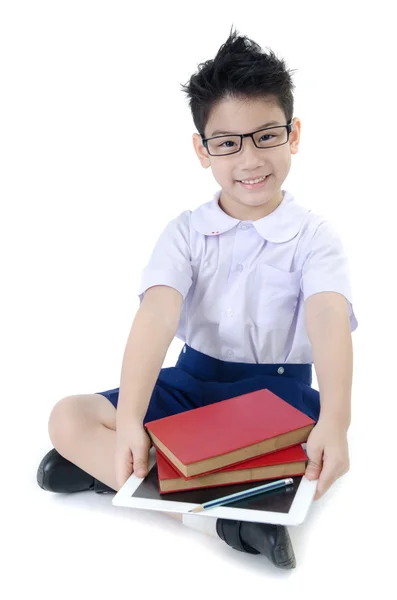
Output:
top-left (145, 388), bottom-right (315, 494)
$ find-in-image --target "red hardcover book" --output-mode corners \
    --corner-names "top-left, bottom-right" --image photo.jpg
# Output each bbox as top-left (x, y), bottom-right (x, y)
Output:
top-left (145, 388), bottom-right (315, 478)
top-left (156, 444), bottom-right (308, 494)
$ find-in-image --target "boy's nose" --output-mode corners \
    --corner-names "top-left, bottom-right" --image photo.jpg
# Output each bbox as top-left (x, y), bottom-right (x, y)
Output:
top-left (239, 136), bottom-right (267, 167)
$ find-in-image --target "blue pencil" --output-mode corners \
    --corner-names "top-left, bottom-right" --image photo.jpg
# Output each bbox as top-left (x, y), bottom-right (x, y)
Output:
top-left (189, 477), bottom-right (294, 513)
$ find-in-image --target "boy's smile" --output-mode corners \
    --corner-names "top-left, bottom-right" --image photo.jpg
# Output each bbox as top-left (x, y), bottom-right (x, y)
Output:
top-left (193, 96), bottom-right (301, 222)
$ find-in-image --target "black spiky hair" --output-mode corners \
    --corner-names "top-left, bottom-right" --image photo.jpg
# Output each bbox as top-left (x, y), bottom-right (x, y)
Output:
top-left (180, 25), bottom-right (297, 137)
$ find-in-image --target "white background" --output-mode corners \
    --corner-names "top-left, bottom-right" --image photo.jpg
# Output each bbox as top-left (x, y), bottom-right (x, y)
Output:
top-left (1, 0), bottom-right (395, 596)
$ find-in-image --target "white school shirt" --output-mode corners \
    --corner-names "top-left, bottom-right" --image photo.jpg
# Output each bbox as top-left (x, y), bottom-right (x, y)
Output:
top-left (137, 188), bottom-right (358, 364)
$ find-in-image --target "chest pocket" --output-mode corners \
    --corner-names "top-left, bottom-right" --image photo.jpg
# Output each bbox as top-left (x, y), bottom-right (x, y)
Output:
top-left (250, 263), bottom-right (301, 328)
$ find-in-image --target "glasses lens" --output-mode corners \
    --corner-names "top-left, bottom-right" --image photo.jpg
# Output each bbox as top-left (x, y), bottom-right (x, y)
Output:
top-left (254, 126), bottom-right (288, 149)
top-left (207, 126), bottom-right (288, 155)
top-left (207, 135), bottom-right (241, 156)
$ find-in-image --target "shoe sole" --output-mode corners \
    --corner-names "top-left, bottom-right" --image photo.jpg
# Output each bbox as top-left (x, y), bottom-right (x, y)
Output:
top-left (36, 449), bottom-right (54, 490)
top-left (275, 557), bottom-right (296, 569)
top-left (273, 542), bottom-right (296, 569)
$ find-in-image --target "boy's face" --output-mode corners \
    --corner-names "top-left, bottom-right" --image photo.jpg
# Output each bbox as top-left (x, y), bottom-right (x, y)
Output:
top-left (192, 96), bottom-right (300, 220)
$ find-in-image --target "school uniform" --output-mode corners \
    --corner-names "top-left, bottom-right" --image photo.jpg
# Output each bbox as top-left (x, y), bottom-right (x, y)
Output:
top-left (96, 188), bottom-right (358, 424)
top-left (37, 187), bottom-right (358, 569)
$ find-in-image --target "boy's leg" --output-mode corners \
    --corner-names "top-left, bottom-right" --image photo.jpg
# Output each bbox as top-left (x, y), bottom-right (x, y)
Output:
top-left (47, 393), bottom-right (121, 491)
top-left (45, 394), bottom-right (216, 534)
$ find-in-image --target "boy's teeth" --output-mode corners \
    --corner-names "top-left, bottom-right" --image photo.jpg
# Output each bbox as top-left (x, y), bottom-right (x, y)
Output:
top-left (241, 175), bottom-right (267, 184)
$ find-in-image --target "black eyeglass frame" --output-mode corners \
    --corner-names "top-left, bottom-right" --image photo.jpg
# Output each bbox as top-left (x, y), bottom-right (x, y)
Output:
top-left (200, 121), bottom-right (293, 156)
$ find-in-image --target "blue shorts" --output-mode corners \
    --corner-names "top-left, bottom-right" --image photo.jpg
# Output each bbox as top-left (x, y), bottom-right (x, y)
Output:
top-left (95, 344), bottom-right (320, 424)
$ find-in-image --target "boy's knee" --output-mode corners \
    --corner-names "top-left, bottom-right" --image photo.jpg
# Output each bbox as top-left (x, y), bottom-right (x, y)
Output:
top-left (48, 395), bottom-right (85, 450)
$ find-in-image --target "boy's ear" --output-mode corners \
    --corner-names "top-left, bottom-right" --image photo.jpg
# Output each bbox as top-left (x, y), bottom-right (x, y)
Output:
top-left (192, 133), bottom-right (212, 168)
top-left (289, 117), bottom-right (301, 155)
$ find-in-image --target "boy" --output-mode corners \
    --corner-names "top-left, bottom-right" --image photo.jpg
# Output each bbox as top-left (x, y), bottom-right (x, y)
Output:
top-left (37, 26), bottom-right (358, 570)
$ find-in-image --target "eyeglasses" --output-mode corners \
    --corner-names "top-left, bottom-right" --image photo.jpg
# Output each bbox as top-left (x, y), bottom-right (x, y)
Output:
top-left (200, 122), bottom-right (292, 156)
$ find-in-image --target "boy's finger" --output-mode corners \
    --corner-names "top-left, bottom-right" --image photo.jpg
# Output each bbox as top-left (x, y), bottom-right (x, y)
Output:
top-left (316, 464), bottom-right (337, 499)
top-left (132, 453), bottom-right (148, 478)
top-left (305, 457), bottom-right (323, 479)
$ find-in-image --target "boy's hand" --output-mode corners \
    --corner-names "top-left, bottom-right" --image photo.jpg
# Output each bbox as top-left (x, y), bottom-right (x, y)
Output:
top-left (115, 419), bottom-right (151, 489)
top-left (304, 418), bottom-right (350, 501)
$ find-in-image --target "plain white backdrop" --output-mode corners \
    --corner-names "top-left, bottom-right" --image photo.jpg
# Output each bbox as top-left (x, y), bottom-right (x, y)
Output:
top-left (1, 0), bottom-right (395, 597)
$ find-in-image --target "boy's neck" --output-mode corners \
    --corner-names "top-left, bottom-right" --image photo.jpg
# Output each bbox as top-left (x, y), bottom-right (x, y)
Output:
top-left (218, 189), bottom-right (284, 222)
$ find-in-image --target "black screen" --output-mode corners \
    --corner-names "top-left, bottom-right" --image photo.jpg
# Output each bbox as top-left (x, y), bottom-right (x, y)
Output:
top-left (130, 463), bottom-right (301, 514)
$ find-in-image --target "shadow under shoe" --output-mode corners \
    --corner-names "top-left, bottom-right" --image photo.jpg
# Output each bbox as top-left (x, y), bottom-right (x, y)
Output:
top-left (37, 448), bottom-right (115, 494)
top-left (216, 518), bottom-right (296, 569)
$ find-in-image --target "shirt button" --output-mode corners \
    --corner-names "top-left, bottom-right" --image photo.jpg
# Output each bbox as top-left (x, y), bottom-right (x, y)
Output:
top-left (236, 264), bottom-right (243, 272)
top-left (226, 308), bottom-right (234, 317)
top-left (183, 345), bottom-right (187, 353)
top-left (203, 260), bottom-right (210, 268)
top-left (277, 367), bottom-right (285, 374)
top-left (226, 349), bottom-right (234, 357)
top-left (240, 224), bottom-right (248, 230)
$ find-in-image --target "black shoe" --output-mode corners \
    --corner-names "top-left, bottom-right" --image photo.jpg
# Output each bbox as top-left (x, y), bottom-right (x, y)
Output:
top-left (216, 518), bottom-right (296, 569)
top-left (37, 448), bottom-right (115, 494)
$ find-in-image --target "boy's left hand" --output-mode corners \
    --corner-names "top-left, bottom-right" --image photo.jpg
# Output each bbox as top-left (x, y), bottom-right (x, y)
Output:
top-left (304, 418), bottom-right (350, 501)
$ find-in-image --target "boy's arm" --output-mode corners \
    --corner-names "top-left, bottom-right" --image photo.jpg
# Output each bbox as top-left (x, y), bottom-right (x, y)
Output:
top-left (305, 290), bottom-right (353, 430)
top-left (304, 290), bottom-right (353, 498)
top-left (116, 285), bottom-right (183, 423)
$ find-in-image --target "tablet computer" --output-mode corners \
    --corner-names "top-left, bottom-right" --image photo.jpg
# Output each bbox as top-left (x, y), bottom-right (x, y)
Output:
top-left (112, 446), bottom-right (318, 525)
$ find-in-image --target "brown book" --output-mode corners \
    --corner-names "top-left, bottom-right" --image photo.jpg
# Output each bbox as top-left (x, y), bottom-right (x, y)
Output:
top-left (156, 444), bottom-right (308, 494)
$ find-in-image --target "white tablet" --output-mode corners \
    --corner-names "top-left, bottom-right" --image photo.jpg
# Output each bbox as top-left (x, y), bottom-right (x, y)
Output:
top-left (112, 446), bottom-right (318, 526)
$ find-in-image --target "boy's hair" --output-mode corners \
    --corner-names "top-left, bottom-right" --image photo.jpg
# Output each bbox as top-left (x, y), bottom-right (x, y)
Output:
top-left (180, 25), bottom-right (297, 137)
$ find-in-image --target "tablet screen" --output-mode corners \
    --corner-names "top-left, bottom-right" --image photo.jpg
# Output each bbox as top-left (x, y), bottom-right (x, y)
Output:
top-left (130, 463), bottom-right (301, 514)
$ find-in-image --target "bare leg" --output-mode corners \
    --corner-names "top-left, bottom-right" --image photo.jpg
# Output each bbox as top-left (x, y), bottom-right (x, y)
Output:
top-left (48, 393), bottom-right (182, 520)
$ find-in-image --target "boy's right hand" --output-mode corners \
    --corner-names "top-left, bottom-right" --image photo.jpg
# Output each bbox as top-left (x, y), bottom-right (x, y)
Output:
top-left (115, 419), bottom-right (151, 488)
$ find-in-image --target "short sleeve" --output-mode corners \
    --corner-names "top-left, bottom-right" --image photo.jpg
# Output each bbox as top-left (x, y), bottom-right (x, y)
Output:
top-left (137, 211), bottom-right (193, 304)
top-left (301, 220), bottom-right (358, 331)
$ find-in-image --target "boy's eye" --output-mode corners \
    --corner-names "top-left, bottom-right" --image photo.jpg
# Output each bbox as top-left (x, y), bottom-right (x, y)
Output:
top-left (259, 134), bottom-right (274, 142)
top-left (219, 140), bottom-right (236, 147)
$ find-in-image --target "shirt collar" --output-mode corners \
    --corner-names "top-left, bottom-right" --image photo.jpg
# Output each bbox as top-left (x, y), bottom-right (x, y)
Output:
top-left (191, 189), bottom-right (310, 243)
